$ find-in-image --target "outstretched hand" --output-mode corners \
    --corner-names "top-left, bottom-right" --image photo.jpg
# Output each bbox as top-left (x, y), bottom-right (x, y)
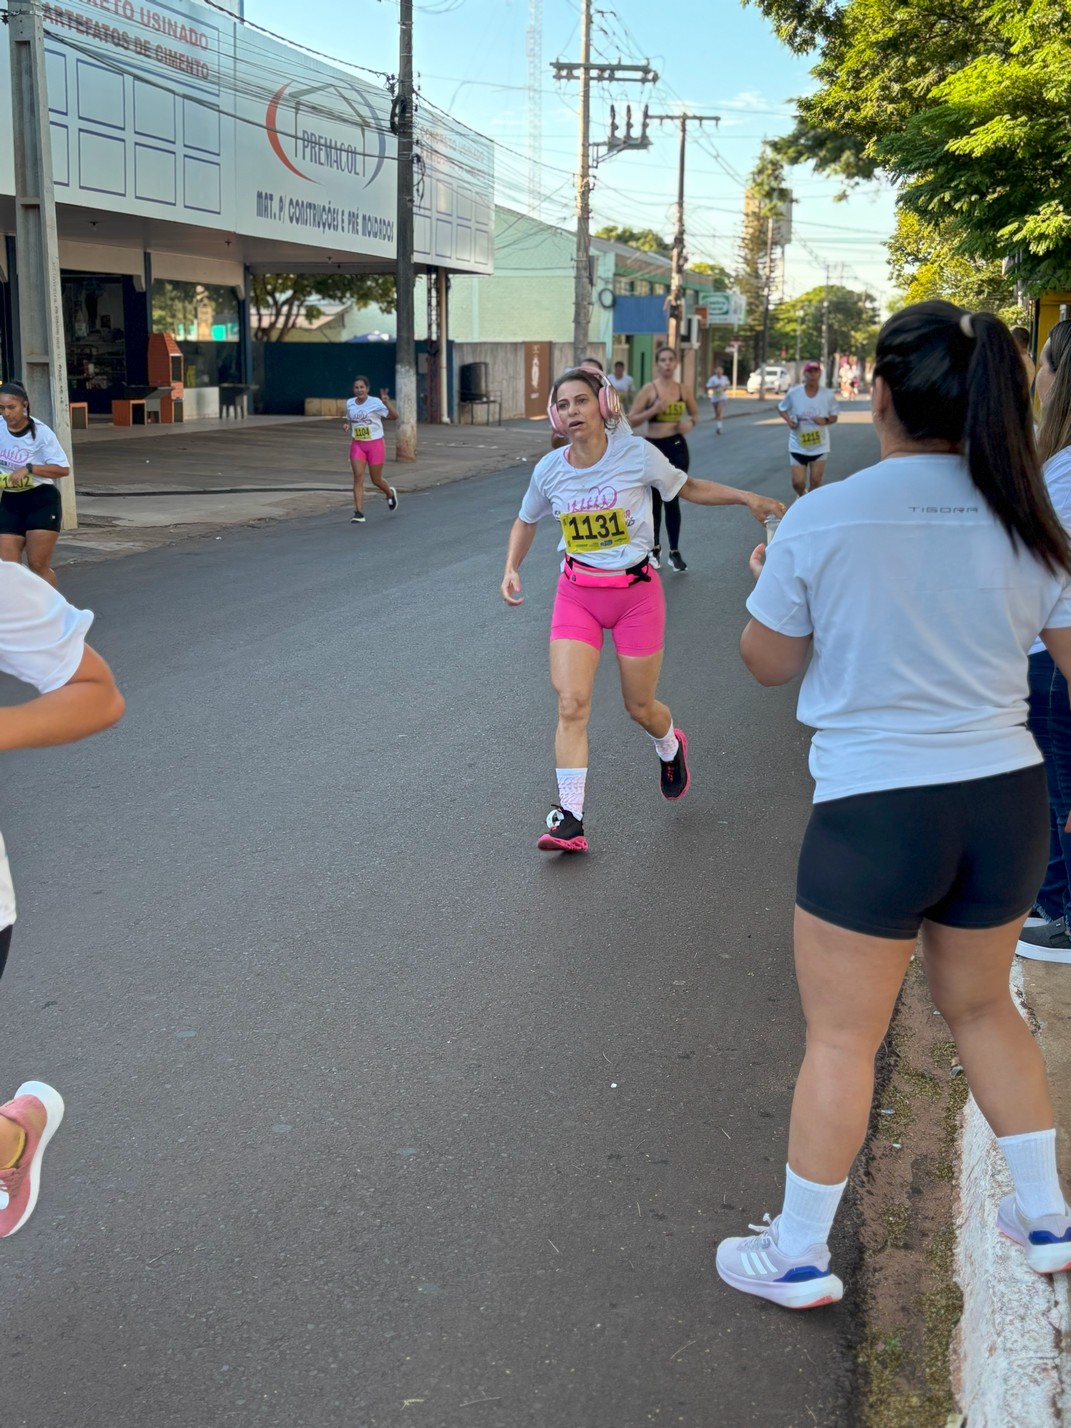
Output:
top-left (748, 543), bottom-right (766, 581)
top-left (745, 493), bottom-right (786, 525)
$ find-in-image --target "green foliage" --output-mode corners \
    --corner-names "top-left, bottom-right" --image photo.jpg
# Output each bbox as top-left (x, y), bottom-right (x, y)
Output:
top-left (734, 144), bottom-right (787, 369)
top-left (769, 284), bottom-right (881, 360)
top-left (593, 225), bottom-right (672, 256)
top-left (689, 260), bottom-right (733, 288)
top-left (888, 211), bottom-right (1028, 322)
top-left (250, 273), bottom-right (397, 342)
top-left (748, 0), bottom-right (1071, 289)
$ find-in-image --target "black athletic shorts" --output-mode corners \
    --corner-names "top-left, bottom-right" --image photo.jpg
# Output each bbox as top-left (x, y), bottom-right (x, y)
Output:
top-left (646, 432), bottom-right (690, 474)
top-left (789, 451), bottom-right (826, 466)
top-left (796, 764), bottom-right (1049, 939)
top-left (0, 484), bottom-right (61, 537)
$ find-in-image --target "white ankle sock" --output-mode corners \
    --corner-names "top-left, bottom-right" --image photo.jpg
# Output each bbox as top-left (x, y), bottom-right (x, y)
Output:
top-left (650, 720), bottom-right (679, 762)
top-left (555, 768), bottom-right (587, 819)
top-left (997, 1128), bottom-right (1067, 1219)
top-left (777, 1165), bottom-right (848, 1256)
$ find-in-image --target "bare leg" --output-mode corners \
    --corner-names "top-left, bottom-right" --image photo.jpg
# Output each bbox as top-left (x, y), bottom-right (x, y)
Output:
top-left (616, 650), bottom-right (671, 737)
top-left (23, 530), bottom-right (59, 587)
top-left (922, 916), bottom-right (1054, 1136)
top-left (367, 462), bottom-right (393, 499)
top-left (349, 458), bottom-right (368, 513)
top-left (0, 533), bottom-right (26, 565)
top-left (0, 1115), bottom-right (22, 1165)
top-left (549, 639), bottom-right (601, 768)
top-left (787, 907), bottom-right (916, 1182)
top-left (808, 459), bottom-right (828, 493)
top-left (790, 462), bottom-right (808, 498)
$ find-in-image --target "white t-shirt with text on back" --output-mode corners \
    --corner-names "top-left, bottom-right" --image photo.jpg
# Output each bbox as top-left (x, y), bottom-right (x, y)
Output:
top-left (746, 453), bottom-right (1071, 803)
top-left (0, 564), bottom-right (93, 927)
top-left (777, 385), bottom-right (839, 457)
top-left (519, 427), bottom-right (687, 570)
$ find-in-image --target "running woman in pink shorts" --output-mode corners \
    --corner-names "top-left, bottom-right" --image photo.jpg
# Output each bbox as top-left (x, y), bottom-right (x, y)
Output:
top-left (343, 377), bottom-right (399, 523)
top-left (500, 366), bottom-right (783, 853)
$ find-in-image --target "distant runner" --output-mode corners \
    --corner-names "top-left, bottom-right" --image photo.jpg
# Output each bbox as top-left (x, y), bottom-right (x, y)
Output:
top-left (628, 345), bottom-right (700, 573)
top-left (778, 362), bottom-right (839, 499)
top-left (343, 377), bottom-right (399, 524)
top-left (705, 365), bottom-right (730, 434)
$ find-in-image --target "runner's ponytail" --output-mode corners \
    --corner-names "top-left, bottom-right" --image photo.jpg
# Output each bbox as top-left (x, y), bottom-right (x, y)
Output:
top-left (1037, 319), bottom-right (1071, 467)
top-left (873, 301), bottom-right (1071, 576)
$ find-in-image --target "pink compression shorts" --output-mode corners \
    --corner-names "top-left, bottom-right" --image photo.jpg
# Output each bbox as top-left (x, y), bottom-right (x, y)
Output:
top-left (350, 437), bottom-right (386, 465)
top-left (549, 569), bottom-right (665, 657)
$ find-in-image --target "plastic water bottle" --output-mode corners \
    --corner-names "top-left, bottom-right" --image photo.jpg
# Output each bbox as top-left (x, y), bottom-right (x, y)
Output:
top-left (764, 515), bottom-right (781, 547)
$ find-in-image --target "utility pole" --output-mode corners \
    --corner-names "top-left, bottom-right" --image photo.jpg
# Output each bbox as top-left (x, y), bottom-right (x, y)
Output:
top-left (821, 265), bottom-right (831, 382)
top-left (5, 0), bottom-right (76, 527)
top-left (646, 112), bottom-right (720, 352)
top-left (553, 7), bottom-right (657, 367)
top-left (393, 0), bottom-right (417, 460)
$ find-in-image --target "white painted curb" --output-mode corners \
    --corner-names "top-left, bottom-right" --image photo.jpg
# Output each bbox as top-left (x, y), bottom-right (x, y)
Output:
top-left (952, 964), bottom-right (1071, 1424)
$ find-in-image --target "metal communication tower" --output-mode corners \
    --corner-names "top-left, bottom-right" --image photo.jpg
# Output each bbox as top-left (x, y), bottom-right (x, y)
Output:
top-left (527, 0), bottom-right (542, 216)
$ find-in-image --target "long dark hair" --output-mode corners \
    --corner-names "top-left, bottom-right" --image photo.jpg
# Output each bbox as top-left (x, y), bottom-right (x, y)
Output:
top-left (1037, 320), bottom-right (1071, 467)
top-left (0, 380), bottom-right (36, 438)
top-left (872, 301), bottom-right (1070, 576)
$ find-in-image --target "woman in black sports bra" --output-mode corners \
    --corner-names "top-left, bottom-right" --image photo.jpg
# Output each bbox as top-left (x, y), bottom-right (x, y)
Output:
top-left (628, 345), bottom-right (700, 572)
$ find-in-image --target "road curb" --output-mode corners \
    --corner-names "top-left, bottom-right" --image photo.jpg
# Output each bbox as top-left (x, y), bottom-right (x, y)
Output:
top-left (952, 962), bottom-right (1071, 1424)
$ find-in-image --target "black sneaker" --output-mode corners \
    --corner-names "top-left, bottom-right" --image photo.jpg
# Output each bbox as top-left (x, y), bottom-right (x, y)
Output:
top-left (659, 728), bottom-right (691, 801)
top-left (667, 549), bottom-right (688, 573)
top-left (387, 486), bottom-right (399, 511)
top-left (351, 510), bottom-right (366, 523)
top-left (1016, 918), bottom-right (1071, 964)
top-left (537, 806), bottom-right (588, 853)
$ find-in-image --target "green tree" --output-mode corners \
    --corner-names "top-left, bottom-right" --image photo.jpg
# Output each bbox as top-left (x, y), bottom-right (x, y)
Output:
top-left (735, 144), bottom-right (788, 371)
top-left (689, 260), bottom-right (733, 288)
top-left (769, 284), bottom-right (880, 362)
top-left (748, 0), bottom-right (1071, 289)
top-left (250, 274), bottom-right (397, 342)
top-left (888, 211), bottom-right (1027, 324)
top-left (593, 225), bottom-right (672, 256)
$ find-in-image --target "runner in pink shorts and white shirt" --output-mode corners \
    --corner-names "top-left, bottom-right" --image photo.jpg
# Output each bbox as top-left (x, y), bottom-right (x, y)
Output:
top-left (500, 366), bottom-right (783, 853)
top-left (343, 377), bottom-right (399, 524)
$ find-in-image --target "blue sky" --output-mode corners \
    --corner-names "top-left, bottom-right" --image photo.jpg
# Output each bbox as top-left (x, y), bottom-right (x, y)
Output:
top-left (246, 0), bottom-right (898, 305)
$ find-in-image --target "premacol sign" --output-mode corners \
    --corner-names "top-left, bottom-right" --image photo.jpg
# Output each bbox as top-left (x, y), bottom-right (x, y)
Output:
top-left (0, 0), bottom-right (494, 272)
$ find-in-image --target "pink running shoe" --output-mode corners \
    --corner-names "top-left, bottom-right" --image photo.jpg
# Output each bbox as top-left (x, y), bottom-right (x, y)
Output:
top-left (0, 1081), bottom-right (65, 1238)
top-left (537, 806), bottom-right (588, 853)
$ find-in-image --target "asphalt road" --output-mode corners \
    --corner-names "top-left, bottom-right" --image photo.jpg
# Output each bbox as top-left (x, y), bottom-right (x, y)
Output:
top-left (2, 403), bottom-right (881, 1428)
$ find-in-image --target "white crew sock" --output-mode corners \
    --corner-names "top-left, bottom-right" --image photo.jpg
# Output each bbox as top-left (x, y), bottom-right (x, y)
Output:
top-left (997, 1128), bottom-right (1067, 1219)
top-left (555, 767), bottom-right (587, 819)
top-left (650, 719), bottom-right (679, 762)
top-left (776, 1164), bottom-right (848, 1256)
top-left (716, 420), bottom-right (722, 432)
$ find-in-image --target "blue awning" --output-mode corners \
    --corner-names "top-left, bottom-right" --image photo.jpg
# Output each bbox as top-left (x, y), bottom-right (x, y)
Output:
top-left (612, 295), bottom-right (670, 336)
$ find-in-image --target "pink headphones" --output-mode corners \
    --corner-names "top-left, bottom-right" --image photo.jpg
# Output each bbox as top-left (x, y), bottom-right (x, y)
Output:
top-left (547, 369), bottom-right (622, 435)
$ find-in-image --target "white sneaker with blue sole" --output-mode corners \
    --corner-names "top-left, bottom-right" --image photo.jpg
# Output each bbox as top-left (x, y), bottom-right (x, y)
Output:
top-left (997, 1196), bottom-right (1071, 1274)
top-left (715, 1214), bottom-right (843, 1309)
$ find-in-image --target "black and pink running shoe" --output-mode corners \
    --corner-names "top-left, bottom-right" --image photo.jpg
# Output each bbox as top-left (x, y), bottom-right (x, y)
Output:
top-left (659, 728), bottom-right (691, 800)
top-left (537, 806), bottom-right (588, 853)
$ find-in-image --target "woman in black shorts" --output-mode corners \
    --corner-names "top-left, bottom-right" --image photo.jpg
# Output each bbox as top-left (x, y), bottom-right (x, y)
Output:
top-left (628, 346), bottom-right (699, 572)
top-left (0, 381), bottom-right (70, 587)
top-left (717, 301), bottom-right (1071, 1309)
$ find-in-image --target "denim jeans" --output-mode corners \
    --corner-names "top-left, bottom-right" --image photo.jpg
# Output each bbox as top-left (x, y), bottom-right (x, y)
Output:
top-left (1026, 649), bottom-right (1071, 922)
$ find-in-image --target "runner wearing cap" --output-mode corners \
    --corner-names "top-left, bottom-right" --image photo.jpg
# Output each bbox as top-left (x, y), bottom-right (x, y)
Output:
top-left (778, 363), bottom-right (839, 499)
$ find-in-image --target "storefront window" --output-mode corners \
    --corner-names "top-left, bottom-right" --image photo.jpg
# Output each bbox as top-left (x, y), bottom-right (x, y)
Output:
top-left (152, 280), bottom-right (240, 386)
top-left (64, 276), bottom-right (127, 394)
